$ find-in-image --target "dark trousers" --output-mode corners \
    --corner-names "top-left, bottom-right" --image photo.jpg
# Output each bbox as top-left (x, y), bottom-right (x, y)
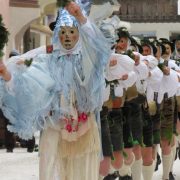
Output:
top-left (20, 137), bottom-right (35, 150)
top-left (0, 109), bottom-right (15, 150)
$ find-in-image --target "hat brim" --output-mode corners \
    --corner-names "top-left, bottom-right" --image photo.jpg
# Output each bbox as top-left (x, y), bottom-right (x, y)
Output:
top-left (49, 21), bottom-right (56, 31)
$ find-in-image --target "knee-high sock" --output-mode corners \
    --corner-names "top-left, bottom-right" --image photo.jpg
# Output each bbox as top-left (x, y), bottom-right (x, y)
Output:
top-left (109, 164), bottom-right (117, 174)
top-left (162, 152), bottom-right (173, 180)
top-left (131, 158), bottom-right (142, 180)
top-left (142, 163), bottom-right (154, 180)
top-left (119, 154), bottom-right (135, 177)
top-left (98, 175), bottom-right (104, 180)
top-left (170, 140), bottom-right (177, 172)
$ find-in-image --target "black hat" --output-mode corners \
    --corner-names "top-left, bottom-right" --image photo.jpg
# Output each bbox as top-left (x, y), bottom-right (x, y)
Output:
top-left (130, 36), bottom-right (143, 54)
top-left (141, 39), bottom-right (157, 56)
top-left (49, 21), bottom-right (56, 31)
top-left (48, 10), bottom-right (60, 31)
top-left (159, 38), bottom-right (174, 53)
top-left (153, 40), bottom-right (166, 56)
top-left (9, 49), bottom-right (20, 57)
top-left (117, 27), bottom-right (131, 40)
top-left (175, 35), bottom-right (180, 41)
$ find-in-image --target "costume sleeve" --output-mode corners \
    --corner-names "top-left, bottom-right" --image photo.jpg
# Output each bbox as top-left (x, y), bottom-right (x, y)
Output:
top-left (168, 60), bottom-right (180, 71)
top-left (121, 71), bottom-right (137, 89)
top-left (134, 62), bottom-right (149, 80)
top-left (158, 70), bottom-right (179, 103)
top-left (105, 54), bottom-right (135, 81)
top-left (73, 19), bottom-right (111, 112)
top-left (146, 67), bottom-right (163, 103)
top-left (0, 54), bottom-right (56, 139)
top-left (148, 67), bottom-right (163, 85)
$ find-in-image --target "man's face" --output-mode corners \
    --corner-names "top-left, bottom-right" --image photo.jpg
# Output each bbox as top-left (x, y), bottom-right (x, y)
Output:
top-left (164, 44), bottom-right (172, 56)
top-left (142, 45), bottom-right (151, 56)
top-left (116, 37), bottom-right (128, 53)
top-left (59, 26), bottom-right (79, 50)
top-left (155, 46), bottom-right (161, 60)
top-left (176, 40), bottom-right (180, 53)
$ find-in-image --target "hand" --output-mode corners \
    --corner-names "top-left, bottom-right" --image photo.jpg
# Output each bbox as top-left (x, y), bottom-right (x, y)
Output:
top-left (109, 59), bottom-right (117, 67)
top-left (148, 71), bottom-right (151, 77)
top-left (0, 61), bottom-right (11, 81)
top-left (144, 60), bottom-right (149, 66)
top-left (66, 2), bottom-right (87, 24)
top-left (120, 74), bottom-right (128, 80)
top-left (16, 60), bottom-right (25, 65)
top-left (134, 54), bottom-right (140, 66)
top-left (163, 67), bottom-right (170, 75)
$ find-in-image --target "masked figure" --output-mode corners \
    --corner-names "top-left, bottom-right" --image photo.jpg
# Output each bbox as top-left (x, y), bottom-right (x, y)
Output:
top-left (0, 2), bottom-right (111, 180)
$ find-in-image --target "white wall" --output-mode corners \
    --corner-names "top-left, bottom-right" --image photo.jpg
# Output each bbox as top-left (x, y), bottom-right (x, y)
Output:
top-left (130, 22), bottom-right (180, 39)
top-left (8, 7), bottom-right (40, 55)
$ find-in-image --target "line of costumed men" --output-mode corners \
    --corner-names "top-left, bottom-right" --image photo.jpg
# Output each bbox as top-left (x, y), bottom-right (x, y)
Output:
top-left (0, 1), bottom-right (180, 180)
top-left (98, 9), bottom-right (180, 180)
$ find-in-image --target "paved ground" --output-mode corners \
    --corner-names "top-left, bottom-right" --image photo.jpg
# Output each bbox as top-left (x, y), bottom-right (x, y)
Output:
top-left (0, 148), bottom-right (180, 180)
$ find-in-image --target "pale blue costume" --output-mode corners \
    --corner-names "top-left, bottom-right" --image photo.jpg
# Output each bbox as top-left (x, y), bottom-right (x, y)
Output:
top-left (0, 12), bottom-right (110, 139)
top-left (0, 3), bottom-right (111, 180)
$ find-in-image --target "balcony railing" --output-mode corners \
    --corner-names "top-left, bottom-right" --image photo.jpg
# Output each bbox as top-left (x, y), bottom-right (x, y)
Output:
top-left (10, 0), bottom-right (39, 8)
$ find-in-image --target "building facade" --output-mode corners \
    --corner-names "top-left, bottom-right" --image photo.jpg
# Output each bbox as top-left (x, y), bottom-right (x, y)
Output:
top-left (117, 0), bottom-right (180, 39)
top-left (1, 0), bottom-right (180, 59)
top-left (0, 0), bottom-right (57, 59)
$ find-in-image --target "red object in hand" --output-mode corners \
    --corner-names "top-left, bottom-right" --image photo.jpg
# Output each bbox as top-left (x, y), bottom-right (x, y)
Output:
top-left (46, 45), bottom-right (53, 54)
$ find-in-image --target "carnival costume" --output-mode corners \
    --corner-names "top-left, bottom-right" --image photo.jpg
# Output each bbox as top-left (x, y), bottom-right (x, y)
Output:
top-left (0, 2), bottom-right (111, 180)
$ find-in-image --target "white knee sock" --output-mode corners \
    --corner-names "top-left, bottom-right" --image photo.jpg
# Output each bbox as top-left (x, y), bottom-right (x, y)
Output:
top-left (170, 141), bottom-right (177, 172)
top-left (131, 158), bottom-right (142, 180)
top-left (119, 154), bottom-right (135, 177)
top-left (162, 152), bottom-right (173, 180)
top-left (98, 175), bottom-right (104, 180)
top-left (109, 164), bottom-right (117, 174)
top-left (142, 163), bottom-right (154, 180)
top-left (119, 163), bottom-right (131, 177)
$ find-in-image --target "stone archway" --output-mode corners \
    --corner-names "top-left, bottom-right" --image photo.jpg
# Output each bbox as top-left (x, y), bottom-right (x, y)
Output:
top-left (7, 6), bottom-right (40, 56)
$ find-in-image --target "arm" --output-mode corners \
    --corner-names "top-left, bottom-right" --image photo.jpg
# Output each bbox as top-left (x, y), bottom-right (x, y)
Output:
top-left (134, 61), bottom-right (149, 80)
top-left (66, 2), bottom-right (95, 36)
top-left (0, 61), bottom-right (11, 81)
top-left (66, 2), bottom-right (87, 25)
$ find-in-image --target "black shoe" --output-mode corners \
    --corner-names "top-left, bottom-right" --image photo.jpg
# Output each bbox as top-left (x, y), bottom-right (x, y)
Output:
top-left (104, 171), bottom-right (120, 180)
top-left (121, 175), bottom-right (132, 180)
top-left (175, 147), bottom-right (178, 160)
top-left (169, 172), bottom-right (175, 180)
top-left (34, 144), bottom-right (38, 152)
top-left (27, 148), bottom-right (34, 153)
top-left (155, 153), bottom-right (161, 171)
top-left (6, 149), bottom-right (13, 153)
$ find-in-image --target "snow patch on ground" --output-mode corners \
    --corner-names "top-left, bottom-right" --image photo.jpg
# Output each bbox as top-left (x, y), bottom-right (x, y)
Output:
top-left (0, 148), bottom-right (180, 180)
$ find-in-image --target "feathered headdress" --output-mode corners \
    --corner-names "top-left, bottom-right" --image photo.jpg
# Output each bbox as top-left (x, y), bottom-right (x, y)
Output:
top-left (0, 15), bottom-right (9, 58)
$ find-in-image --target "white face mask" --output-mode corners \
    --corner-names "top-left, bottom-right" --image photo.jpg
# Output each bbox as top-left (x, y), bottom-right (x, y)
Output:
top-left (59, 26), bottom-right (79, 50)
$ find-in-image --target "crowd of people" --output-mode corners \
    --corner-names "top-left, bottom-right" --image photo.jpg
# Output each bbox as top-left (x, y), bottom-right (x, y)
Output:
top-left (99, 26), bottom-right (180, 180)
top-left (0, 1), bottom-right (180, 180)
